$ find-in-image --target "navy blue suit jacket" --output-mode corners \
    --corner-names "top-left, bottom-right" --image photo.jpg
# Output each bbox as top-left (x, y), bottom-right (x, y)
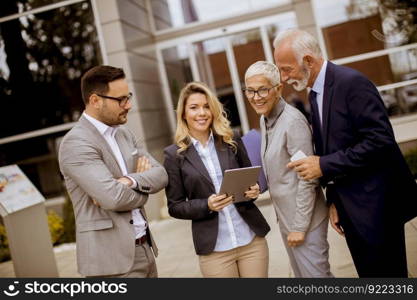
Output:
top-left (316, 62), bottom-right (417, 244)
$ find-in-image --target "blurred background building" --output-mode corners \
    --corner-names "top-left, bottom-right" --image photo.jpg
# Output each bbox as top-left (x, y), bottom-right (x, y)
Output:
top-left (1, 0), bottom-right (417, 220)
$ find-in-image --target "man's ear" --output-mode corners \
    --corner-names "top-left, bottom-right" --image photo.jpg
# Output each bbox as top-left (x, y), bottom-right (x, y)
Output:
top-left (303, 55), bottom-right (314, 68)
top-left (89, 94), bottom-right (101, 108)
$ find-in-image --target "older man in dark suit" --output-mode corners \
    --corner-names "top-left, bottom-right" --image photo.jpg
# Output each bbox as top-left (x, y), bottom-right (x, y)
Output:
top-left (274, 29), bottom-right (417, 277)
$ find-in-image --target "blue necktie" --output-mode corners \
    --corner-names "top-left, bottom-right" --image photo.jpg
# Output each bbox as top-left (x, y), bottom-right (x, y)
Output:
top-left (309, 90), bottom-right (324, 155)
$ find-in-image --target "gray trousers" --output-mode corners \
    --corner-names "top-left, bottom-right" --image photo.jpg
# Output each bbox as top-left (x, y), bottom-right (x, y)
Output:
top-left (115, 241), bottom-right (158, 278)
top-left (280, 218), bottom-right (333, 278)
top-left (87, 241), bottom-right (157, 278)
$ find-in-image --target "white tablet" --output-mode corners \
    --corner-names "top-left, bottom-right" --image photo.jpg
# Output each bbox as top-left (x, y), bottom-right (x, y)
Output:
top-left (219, 166), bottom-right (261, 203)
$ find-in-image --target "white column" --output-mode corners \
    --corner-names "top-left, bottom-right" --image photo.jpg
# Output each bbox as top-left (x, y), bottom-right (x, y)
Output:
top-left (293, 0), bottom-right (328, 59)
top-left (90, 0), bottom-right (109, 64)
top-left (156, 47), bottom-right (177, 136)
top-left (260, 25), bottom-right (274, 63)
top-left (187, 43), bottom-right (201, 82)
top-left (224, 37), bottom-right (250, 134)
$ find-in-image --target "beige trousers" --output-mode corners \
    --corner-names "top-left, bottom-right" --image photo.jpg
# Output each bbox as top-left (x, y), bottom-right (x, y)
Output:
top-left (198, 236), bottom-right (269, 278)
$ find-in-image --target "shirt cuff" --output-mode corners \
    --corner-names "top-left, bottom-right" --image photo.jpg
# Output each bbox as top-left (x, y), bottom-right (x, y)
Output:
top-left (125, 176), bottom-right (138, 189)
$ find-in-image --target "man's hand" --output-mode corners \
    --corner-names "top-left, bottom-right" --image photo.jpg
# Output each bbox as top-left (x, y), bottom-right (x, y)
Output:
top-left (287, 232), bottom-right (306, 247)
top-left (329, 203), bottom-right (344, 236)
top-left (117, 176), bottom-right (133, 186)
top-left (244, 183), bottom-right (260, 199)
top-left (208, 194), bottom-right (233, 212)
top-left (287, 155), bottom-right (322, 180)
top-left (136, 156), bottom-right (151, 173)
top-left (92, 199), bottom-right (100, 207)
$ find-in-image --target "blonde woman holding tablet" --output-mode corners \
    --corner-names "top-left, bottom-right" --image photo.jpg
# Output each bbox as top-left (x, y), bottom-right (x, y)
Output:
top-left (163, 82), bottom-right (270, 278)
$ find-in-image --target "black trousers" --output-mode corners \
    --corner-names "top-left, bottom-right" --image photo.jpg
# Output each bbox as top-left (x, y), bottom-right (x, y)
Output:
top-left (328, 187), bottom-right (408, 278)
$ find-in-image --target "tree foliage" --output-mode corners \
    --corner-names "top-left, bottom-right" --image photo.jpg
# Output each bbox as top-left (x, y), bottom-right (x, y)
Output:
top-left (0, 0), bottom-right (102, 139)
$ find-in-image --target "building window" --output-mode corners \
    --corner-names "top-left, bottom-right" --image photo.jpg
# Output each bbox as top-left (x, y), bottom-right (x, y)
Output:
top-left (313, 0), bottom-right (417, 117)
top-left (0, 0), bottom-right (102, 138)
top-left (154, 0), bottom-right (291, 31)
top-left (0, 0), bottom-right (103, 197)
top-left (0, 0), bottom-right (67, 18)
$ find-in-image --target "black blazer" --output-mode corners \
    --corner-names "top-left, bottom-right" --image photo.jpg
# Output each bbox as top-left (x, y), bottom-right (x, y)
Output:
top-left (163, 136), bottom-right (270, 255)
top-left (315, 62), bottom-right (417, 244)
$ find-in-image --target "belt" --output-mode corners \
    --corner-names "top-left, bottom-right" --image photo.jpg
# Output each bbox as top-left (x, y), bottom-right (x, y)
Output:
top-left (135, 235), bottom-right (147, 246)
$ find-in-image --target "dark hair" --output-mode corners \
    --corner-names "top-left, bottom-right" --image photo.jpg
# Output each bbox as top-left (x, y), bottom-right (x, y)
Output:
top-left (81, 65), bottom-right (125, 105)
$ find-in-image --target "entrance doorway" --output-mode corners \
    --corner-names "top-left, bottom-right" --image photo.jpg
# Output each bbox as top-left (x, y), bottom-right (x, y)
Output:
top-left (156, 11), bottom-right (298, 135)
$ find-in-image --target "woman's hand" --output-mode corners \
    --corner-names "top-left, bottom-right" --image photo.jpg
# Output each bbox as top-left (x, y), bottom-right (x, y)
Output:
top-left (244, 183), bottom-right (260, 199)
top-left (287, 232), bottom-right (306, 247)
top-left (208, 194), bottom-right (233, 212)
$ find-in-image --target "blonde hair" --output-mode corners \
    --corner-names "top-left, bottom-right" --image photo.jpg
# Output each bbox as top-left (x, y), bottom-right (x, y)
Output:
top-left (175, 81), bottom-right (236, 154)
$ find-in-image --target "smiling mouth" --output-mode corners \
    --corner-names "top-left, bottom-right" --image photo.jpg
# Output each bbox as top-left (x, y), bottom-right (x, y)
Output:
top-left (253, 101), bottom-right (266, 107)
top-left (287, 79), bottom-right (299, 86)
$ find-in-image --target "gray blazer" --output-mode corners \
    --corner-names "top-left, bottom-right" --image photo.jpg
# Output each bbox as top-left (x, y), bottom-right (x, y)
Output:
top-left (58, 115), bottom-right (168, 276)
top-left (260, 99), bottom-right (328, 234)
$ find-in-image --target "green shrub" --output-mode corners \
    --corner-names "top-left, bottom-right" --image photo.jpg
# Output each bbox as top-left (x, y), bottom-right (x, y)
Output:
top-left (0, 224), bottom-right (10, 262)
top-left (61, 193), bottom-right (76, 243)
top-left (405, 148), bottom-right (417, 178)
top-left (0, 209), bottom-right (65, 262)
top-left (47, 210), bottom-right (64, 245)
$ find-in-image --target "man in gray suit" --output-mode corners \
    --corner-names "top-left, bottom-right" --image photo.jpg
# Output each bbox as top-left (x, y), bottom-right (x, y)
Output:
top-left (244, 61), bottom-right (332, 277)
top-left (58, 65), bottom-right (168, 278)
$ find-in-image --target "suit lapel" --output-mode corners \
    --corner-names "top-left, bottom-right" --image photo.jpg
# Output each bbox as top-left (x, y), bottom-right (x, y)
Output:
top-left (115, 130), bottom-right (134, 173)
top-left (260, 116), bottom-right (267, 158)
top-left (79, 116), bottom-right (123, 175)
top-left (321, 61), bottom-right (335, 154)
top-left (184, 144), bottom-right (214, 187)
top-left (214, 138), bottom-right (230, 173)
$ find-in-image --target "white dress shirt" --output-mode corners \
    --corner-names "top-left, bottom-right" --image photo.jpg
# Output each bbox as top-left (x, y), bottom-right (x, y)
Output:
top-left (83, 112), bottom-right (147, 239)
top-left (191, 133), bottom-right (255, 252)
top-left (311, 60), bottom-right (328, 126)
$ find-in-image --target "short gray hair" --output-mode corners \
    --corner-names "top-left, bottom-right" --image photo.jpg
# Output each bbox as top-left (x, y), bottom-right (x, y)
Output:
top-left (273, 29), bottom-right (322, 64)
top-left (244, 61), bottom-right (281, 85)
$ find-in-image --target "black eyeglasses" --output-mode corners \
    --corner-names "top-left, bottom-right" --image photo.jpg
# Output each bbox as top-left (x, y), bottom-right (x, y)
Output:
top-left (96, 92), bottom-right (133, 107)
top-left (243, 85), bottom-right (279, 99)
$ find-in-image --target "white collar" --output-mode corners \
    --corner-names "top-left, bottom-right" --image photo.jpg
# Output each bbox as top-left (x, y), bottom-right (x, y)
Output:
top-left (311, 60), bottom-right (328, 95)
top-left (83, 112), bottom-right (118, 137)
top-left (191, 131), bottom-right (214, 148)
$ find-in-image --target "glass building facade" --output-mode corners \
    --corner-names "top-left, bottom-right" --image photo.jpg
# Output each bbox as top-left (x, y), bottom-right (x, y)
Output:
top-left (1, 0), bottom-right (416, 219)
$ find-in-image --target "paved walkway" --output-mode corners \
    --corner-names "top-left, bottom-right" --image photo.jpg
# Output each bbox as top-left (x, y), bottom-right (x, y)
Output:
top-left (1, 199), bottom-right (416, 278)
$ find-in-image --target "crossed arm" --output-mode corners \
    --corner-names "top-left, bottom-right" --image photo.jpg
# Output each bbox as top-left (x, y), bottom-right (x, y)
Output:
top-left (91, 156), bottom-right (153, 207)
top-left (59, 136), bottom-right (167, 212)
